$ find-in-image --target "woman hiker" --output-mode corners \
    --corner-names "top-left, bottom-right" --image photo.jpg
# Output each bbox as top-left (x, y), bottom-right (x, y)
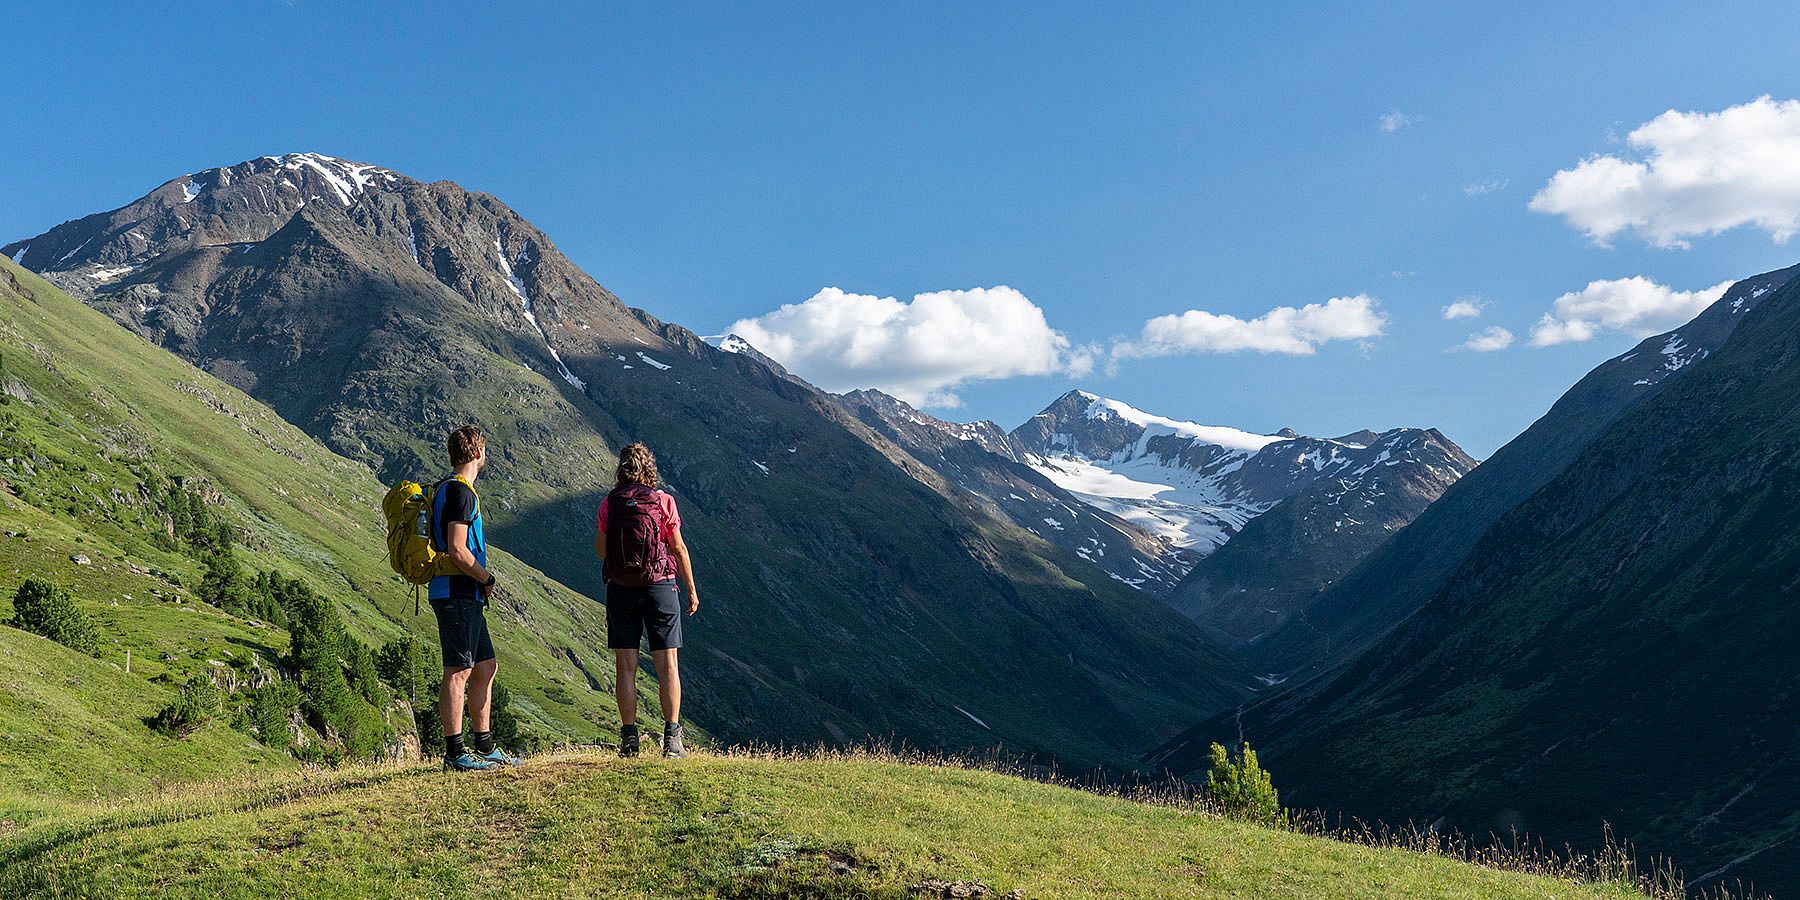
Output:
top-left (595, 442), bottom-right (700, 758)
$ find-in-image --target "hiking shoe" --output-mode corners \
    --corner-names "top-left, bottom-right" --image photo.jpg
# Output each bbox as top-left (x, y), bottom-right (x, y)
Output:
top-left (444, 751), bottom-right (497, 772)
top-left (619, 723), bottom-right (640, 758)
top-left (480, 747), bottom-right (521, 766)
top-left (663, 722), bottom-right (688, 759)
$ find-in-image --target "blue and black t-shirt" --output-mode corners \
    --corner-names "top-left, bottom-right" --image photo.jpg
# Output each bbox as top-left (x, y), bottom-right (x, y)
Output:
top-left (429, 477), bottom-right (486, 602)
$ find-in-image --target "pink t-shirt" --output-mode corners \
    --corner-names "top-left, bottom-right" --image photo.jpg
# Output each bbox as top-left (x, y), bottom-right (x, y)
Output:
top-left (596, 488), bottom-right (681, 545)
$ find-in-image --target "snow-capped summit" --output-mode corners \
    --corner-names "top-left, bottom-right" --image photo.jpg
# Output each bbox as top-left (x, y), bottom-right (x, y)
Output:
top-left (1072, 390), bottom-right (1282, 454)
top-left (706, 333), bottom-right (813, 388)
top-left (1010, 390), bottom-right (1474, 558)
top-left (4, 153), bottom-right (418, 279)
top-left (165, 153), bottom-right (406, 215)
top-left (835, 388), bottom-right (1193, 593)
top-left (715, 334), bottom-right (755, 355)
top-left (833, 386), bottom-right (1474, 596)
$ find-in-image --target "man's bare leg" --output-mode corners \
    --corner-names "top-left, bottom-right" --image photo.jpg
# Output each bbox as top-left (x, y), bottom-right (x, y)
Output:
top-left (468, 658), bottom-right (497, 732)
top-left (439, 665), bottom-right (479, 765)
top-left (439, 666), bottom-right (469, 738)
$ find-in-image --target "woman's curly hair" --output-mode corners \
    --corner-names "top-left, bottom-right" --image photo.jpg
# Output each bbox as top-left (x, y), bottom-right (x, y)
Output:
top-left (615, 443), bottom-right (660, 489)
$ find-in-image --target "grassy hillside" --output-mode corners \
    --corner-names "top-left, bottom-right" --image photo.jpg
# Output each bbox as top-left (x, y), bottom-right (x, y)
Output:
top-left (0, 751), bottom-right (1646, 900)
top-left (0, 257), bottom-right (669, 793)
top-left (0, 625), bottom-right (289, 825)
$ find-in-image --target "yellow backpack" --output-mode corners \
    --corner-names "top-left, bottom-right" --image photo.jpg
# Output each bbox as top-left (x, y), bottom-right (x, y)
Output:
top-left (382, 477), bottom-right (472, 611)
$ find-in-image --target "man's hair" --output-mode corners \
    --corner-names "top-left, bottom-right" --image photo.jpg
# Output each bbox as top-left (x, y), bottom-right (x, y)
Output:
top-left (615, 443), bottom-right (659, 489)
top-left (447, 424), bottom-right (486, 467)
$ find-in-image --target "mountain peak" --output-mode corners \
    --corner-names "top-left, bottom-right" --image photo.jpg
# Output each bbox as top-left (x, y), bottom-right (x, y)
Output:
top-left (1326, 429), bottom-right (1374, 447)
top-left (1010, 389), bottom-right (1475, 561)
top-left (1026, 391), bottom-right (1281, 454)
top-left (5, 153), bottom-right (432, 277)
top-left (709, 333), bottom-right (813, 388)
top-left (715, 333), bottom-right (756, 355)
top-left (175, 152), bottom-right (409, 208)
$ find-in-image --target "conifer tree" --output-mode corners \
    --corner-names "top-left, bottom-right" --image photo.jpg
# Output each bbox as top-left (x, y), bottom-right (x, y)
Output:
top-left (1207, 741), bottom-right (1283, 826)
top-left (8, 577), bottom-right (101, 656)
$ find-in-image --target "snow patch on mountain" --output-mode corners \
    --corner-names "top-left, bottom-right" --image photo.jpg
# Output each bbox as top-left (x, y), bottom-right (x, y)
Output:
top-left (1014, 391), bottom-right (1468, 565)
top-left (10, 245), bottom-right (26, 264)
top-left (1633, 331), bottom-right (1712, 386)
top-left (494, 233), bottom-right (584, 390)
top-left (277, 153), bottom-right (387, 206)
top-left (1077, 391), bottom-right (1280, 453)
top-left (56, 237), bottom-right (93, 265)
top-left (1028, 452), bottom-right (1264, 550)
top-left (954, 706), bottom-right (992, 730)
top-left (1020, 393), bottom-right (1288, 551)
top-left (87, 265), bottom-right (135, 282)
top-left (494, 237), bottom-right (536, 322)
top-left (1732, 286), bottom-right (1769, 313)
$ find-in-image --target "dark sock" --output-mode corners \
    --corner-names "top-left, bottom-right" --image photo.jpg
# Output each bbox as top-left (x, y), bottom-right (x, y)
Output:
top-left (621, 722), bottom-right (638, 733)
top-left (445, 732), bottom-right (465, 759)
top-left (472, 730), bottom-right (494, 754)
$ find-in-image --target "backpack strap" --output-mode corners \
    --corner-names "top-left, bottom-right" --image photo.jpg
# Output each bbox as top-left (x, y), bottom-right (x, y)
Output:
top-left (439, 475), bottom-right (484, 557)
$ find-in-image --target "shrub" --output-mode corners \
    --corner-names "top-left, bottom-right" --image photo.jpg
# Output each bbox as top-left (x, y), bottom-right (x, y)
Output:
top-left (414, 699), bottom-right (445, 756)
top-left (254, 569), bottom-right (314, 624)
top-left (286, 587), bottom-right (395, 761)
top-left (346, 639), bottom-right (385, 706)
top-left (148, 676), bottom-right (223, 738)
top-left (198, 551), bottom-right (251, 612)
top-left (1207, 741), bottom-right (1283, 826)
top-left (374, 635), bottom-right (429, 696)
top-left (8, 577), bottom-right (101, 656)
top-left (241, 680), bottom-right (302, 748)
top-left (376, 634), bottom-right (443, 753)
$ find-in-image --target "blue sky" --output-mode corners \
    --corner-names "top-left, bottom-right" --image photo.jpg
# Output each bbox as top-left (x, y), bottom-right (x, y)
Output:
top-left (6, 1), bottom-right (1800, 456)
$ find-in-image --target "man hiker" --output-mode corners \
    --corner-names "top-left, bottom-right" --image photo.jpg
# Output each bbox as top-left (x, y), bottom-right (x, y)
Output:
top-left (595, 442), bottom-right (700, 758)
top-left (430, 424), bottom-right (519, 771)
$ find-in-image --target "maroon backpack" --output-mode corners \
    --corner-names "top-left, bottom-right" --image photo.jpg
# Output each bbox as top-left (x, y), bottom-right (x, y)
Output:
top-left (603, 484), bottom-right (674, 586)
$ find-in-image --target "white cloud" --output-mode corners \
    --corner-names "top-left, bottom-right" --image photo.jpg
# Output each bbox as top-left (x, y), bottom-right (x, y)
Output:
top-left (1453, 326), bottom-right (1514, 353)
top-left (1530, 96), bottom-right (1800, 248)
top-left (1113, 295), bottom-right (1387, 359)
top-left (1379, 110), bottom-right (1416, 133)
top-left (1528, 276), bottom-right (1733, 346)
top-left (1463, 178), bottom-right (1507, 196)
top-left (725, 286), bottom-right (1088, 408)
top-left (1441, 298), bottom-right (1486, 320)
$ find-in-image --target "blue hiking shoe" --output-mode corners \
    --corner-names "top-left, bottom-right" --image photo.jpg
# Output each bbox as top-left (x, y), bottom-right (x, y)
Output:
top-left (444, 751), bottom-right (497, 772)
top-left (480, 747), bottom-right (521, 766)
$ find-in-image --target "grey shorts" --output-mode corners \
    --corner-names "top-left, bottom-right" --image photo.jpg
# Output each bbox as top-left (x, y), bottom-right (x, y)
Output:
top-left (605, 581), bottom-right (682, 651)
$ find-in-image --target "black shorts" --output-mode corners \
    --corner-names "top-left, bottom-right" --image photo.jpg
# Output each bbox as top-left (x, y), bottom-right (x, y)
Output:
top-left (606, 581), bottom-right (682, 651)
top-left (431, 596), bottom-right (496, 669)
